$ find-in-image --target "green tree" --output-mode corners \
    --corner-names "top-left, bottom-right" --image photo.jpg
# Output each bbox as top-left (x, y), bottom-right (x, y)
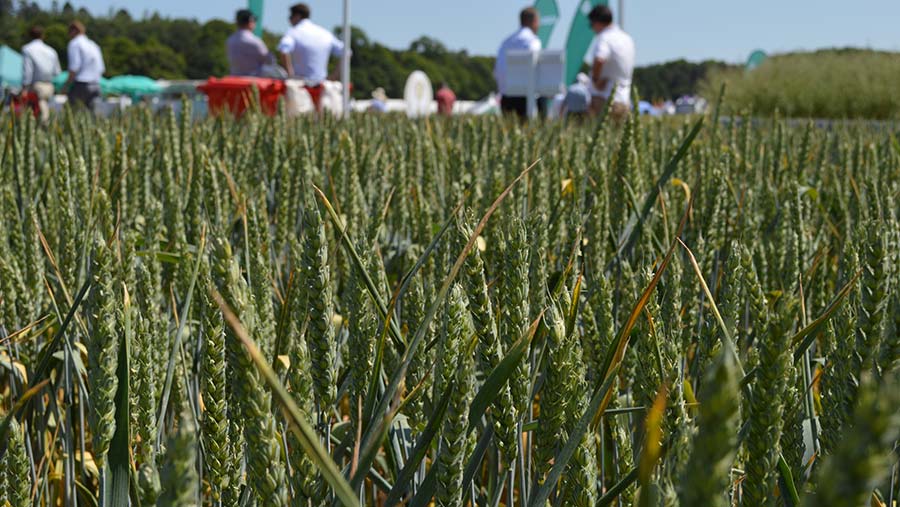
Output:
top-left (101, 36), bottom-right (139, 76)
top-left (633, 59), bottom-right (735, 101)
top-left (185, 19), bottom-right (232, 78)
top-left (43, 23), bottom-right (68, 58)
top-left (0, 0), bottom-right (18, 47)
top-left (133, 37), bottom-right (185, 79)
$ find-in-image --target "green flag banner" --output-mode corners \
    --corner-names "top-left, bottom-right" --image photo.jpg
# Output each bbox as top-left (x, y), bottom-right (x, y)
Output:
top-left (534, 0), bottom-right (560, 48)
top-left (564, 0), bottom-right (607, 85)
top-left (248, 0), bottom-right (264, 37)
top-left (745, 50), bottom-right (767, 71)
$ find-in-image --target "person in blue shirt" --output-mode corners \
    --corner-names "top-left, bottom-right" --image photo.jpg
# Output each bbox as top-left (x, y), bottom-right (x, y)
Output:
top-left (64, 20), bottom-right (106, 110)
top-left (226, 10), bottom-right (273, 76)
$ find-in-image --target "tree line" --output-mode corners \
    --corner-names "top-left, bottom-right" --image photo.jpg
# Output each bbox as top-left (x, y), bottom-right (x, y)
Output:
top-left (0, 1), bottom-right (731, 100)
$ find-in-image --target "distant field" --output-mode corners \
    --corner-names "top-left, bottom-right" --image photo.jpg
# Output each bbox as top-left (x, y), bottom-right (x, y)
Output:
top-left (703, 49), bottom-right (900, 120)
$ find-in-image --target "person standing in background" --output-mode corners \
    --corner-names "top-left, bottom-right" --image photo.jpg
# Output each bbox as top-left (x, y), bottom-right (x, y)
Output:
top-left (226, 10), bottom-right (272, 76)
top-left (560, 72), bottom-right (591, 120)
top-left (22, 25), bottom-right (60, 123)
top-left (494, 7), bottom-right (541, 118)
top-left (64, 21), bottom-right (105, 110)
top-left (369, 87), bottom-right (388, 113)
top-left (586, 6), bottom-right (635, 121)
top-left (278, 3), bottom-right (347, 113)
top-left (435, 82), bottom-right (456, 116)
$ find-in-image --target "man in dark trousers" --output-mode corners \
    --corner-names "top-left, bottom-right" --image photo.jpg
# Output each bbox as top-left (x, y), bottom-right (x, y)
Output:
top-left (64, 20), bottom-right (105, 110)
top-left (494, 7), bottom-right (541, 118)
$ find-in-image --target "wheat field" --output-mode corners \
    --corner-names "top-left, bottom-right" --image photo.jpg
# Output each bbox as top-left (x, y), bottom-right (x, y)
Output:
top-left (0, 103), bottom-right (898, 507)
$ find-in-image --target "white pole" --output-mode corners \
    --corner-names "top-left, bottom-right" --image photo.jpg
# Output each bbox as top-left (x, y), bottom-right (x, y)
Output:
top-left (526, 52), bottom-right (537, 120)
top-left (342, 0), bottom-right (351, 118)
top-left (618, 0), bottom-right (624, 28)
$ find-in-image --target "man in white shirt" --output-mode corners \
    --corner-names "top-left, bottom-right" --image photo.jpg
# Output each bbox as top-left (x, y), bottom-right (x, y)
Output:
top-left (494, 7), bottom-right (542, 118)
top-left (585, 6), bottom-right (635, 121)
top-left (226, 10), bottom-right (272, 76)
top-left (278, 3), bottom-right (346, 112)
top-left (22, 26), bottom-right (61, 123)
top-left (64, 21), bottom-right (106, 110)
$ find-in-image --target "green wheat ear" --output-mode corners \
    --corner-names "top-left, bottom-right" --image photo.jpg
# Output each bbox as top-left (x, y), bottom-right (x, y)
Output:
top-left (499, 215), bottom-right (531, 415)
top-left (458, 218), bottom-right (518, 466)
top-left (87, 235), bottom-right (120, 470)
top-left (198, 256), bottom-right (231, 503)
top-left (744, 298), bottom-right (795, 507)
top-left (346, 237), bottom-right (378, 430)
top-left (403, 273), bottom-right (434, 435)
top-left (679, 347), bottom-right (740, 507)
top-left (804, 371), bottom-right (900, 507)
top-left (130, 236), bottom-right (160, 487)
top-left (880, 292), bottom-right (900, 374)
top-left (0, 428), bottom-right (6, 506)
top-left (300, 195), bottom-right (337, 411)
top-left (212, 237), bottom-right (289, 506)
top-left (856, 221), bottom-right (888, 377)
top-left (133, 311), bottom-right (160, 506)
top-left (535, 299), bottom-right (587, 493)
top-left (879, 212), bottom-right (899, 372)
top-left (818, 306), bottom-right (857, 456)
top-left (4, 418), bottom-right (31, 507)
top-left (248, 198), bottom-right (278, 361)
top-left (561, 343), bottom-right (598, 507)
top-left (286, 237), bottom-right (322, 504)
top-left (158, 401), bottom-right (199, 507)
top-left (434, 284), bottom-right (476, 507)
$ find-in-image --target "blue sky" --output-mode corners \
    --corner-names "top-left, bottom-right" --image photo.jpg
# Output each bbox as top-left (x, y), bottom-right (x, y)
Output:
top-left (37, 0), bottom-right (900, 65)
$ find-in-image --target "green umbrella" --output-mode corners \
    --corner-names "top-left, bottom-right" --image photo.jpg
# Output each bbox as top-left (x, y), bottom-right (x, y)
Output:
top-left (53, 73), bottom-right (161, 99)
top-left (53, 72), bottom-right (112, 94)
top-left (105, 75), bottom-right (162, 99)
